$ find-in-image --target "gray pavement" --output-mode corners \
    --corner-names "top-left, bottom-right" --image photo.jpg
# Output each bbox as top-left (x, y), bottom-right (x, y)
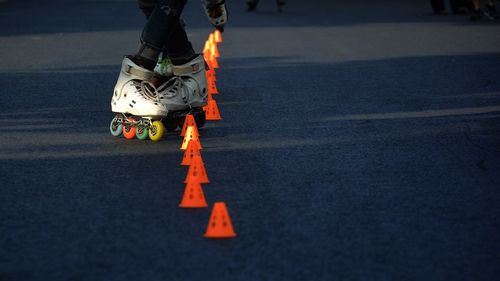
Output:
top-left (1, 0), bottom-right (500, 280)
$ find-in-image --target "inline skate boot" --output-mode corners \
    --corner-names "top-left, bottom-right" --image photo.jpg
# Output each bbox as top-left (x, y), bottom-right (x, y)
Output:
top-left (109, 56), bottom-right (168, 141)
top-left (155, 54), bottom-right (208, 131)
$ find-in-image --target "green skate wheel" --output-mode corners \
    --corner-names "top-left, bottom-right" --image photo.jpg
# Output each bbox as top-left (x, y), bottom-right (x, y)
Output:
top-left (110, 116), bottom-right (122, 137)
top-left (136, 124), bottom-right (149, 140)
top-left (149, 120), bottom-right (165, 141)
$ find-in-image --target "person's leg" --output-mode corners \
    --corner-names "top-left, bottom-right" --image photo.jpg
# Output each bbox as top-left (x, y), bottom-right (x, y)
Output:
top-left (138, 0), bottom-right (156, 18)
top-left (133, 0), bottom-right (206, 114)
top-left (136, 0), bottom-right (190, 70)
top-left (162, 19), bottom-right (196, 65)
top-left (137, 0), bottom-right (194, 65)
top-left (150, 18), bottom-right (196, 86)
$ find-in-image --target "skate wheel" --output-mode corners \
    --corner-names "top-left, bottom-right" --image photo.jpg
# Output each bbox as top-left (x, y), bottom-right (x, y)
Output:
top-left (194, 110), bottom-right (206, 128)
top-left (110, 116), bottom-right (122, 137)
top-left (136, 124), bottom-right (149, 140)
top-left (122, 117), bottom-right (136, 140)
top-left (163, 117), bottom-right (180, 132)
top-left (149, 120), bottom-right (165, 141)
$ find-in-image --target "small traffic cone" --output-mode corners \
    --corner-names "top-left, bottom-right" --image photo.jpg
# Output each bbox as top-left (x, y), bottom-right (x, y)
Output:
top-left (209, 33), bottom-right (215, 47)
top-left (203, 51), bottom-right (212, 68)
top-left (205, 100), bottom-right (222, 121)
top-left (206, 69), bottom-right (218, 94)
top-left (179, 182), bottom-right (208, 208)
top-left (208, 67), bottom-right (216, 82)
top-left (204, 202), bottom-right (236, 238)
top-left (205, 67), bottom-right (216, 83)
top-left (203, 40), bottom-right (211, 55)
top-left (180, 114), bottom-right (197, 137)
top-left (180, 139), bottom-right (202, 166)
top-left (184, 155), bottom-right (210, 184)
top-left (210, 79), bottom-right (219, 95)
top-left (214, 30), bottom-right (223, 43)
top-left (207, 80), bottom-right (218, 96)
top-left (205, 69), bottom-right (217, 94)
top-left (205, 52), bottom-right (218, 69)
top-left (211, 54), bottom-right (219, 69)
top-left (181, 126), bottom-right (201, 150)
top-left (211, 41), bottom-right (220, 58)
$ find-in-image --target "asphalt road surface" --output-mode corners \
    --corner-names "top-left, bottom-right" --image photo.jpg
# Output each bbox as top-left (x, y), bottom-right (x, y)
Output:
top-left (1, 0), bottom-right (500, 280)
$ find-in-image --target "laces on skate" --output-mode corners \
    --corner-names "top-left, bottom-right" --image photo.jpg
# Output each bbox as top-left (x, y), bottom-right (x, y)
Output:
top-left (156, 74), bottom-right (203, 109)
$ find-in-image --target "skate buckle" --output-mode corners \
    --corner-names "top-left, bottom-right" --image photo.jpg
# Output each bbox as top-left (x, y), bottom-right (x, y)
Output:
top-left (125, 64), bottom-right (153, 80)
top-left (173, 64), bottom-right (199, 76)
top-left (124, 65), bottom-right (132, 74)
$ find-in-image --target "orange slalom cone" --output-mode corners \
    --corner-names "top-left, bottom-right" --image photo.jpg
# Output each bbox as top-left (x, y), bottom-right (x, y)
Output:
top-left (184, 155), bottom-right (210, 184)
top-left (211, 54), bottom-right (219, 69)
top-left (180, 126), bottom-right (201, 150)
top-left (179, 182), bottom-right (208, 208)
top-left (209, 33), bottom-right (215, 47)
top-left (204, 202), bottom-right (236, 238)
top-left (203, 40), bottom-right (211, 55)
top-left (203, 51), bottom-right (211, 68)
top-left (180, 114), bottom-right (197, 137)
top-left (211, 41), bottom-right (220, 58)
top-left (205, 70), bottom-right (212, 83)
top-left (205, 75), bottom-right (216, 95)
top-left (180, 139), bottom-right (202, 166)
top-left (207, 80), bottom-right (218, 96)
top-left (205, 67), bottom-right (216, 83)
top-left (211, 79), bottom-right (219, 94)
top-left (214, 30), bottom-right (223, 43)
top-left (205, 70), bottom-right (217, 92)
top-left (205, 100), bottom-right (222, 121)
top-left (209, 67), bottom-right (217, 81)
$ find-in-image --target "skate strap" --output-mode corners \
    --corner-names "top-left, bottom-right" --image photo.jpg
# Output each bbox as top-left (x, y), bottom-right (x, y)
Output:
top-left (172, 63), bottom-right (201, 76)
top-left (124, 64), bottom-right (153, 80)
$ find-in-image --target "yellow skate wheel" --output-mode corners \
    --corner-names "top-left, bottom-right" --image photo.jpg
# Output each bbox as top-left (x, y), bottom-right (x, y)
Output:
top-left (149, 120), bottom-right (165, 141)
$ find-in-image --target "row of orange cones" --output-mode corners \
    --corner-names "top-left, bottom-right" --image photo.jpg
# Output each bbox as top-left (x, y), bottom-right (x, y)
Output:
top-left (203, 30), bottom-right (223, 120)
top-left (177, 30), bottom-right (235, 239)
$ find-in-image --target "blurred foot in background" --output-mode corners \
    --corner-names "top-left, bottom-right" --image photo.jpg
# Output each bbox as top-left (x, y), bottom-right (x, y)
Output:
top-left (484, 1), bottom-right (499, 19)
top-left (430, 0), bottom-right (447, 14)
top-left (431, 0), bottom-right (474, 15)
top-left (470, 0), bottom-right (498, 20)
top-left (246, 0), bottom-right (285, 12)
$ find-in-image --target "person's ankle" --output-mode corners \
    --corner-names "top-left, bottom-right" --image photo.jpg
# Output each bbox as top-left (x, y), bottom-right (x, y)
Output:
top-left (171, 53), bottom-right (198, 65)
top-left (131, 55), bottom-right (156, 70)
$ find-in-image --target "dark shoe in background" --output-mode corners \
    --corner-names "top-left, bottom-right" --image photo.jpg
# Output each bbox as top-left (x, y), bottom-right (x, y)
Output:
top-left (469, 9), bottom-right (484, 21)
top-left (277, 0), bottom-right (286, 12)
top-left (450, 0), bottom-right (472, 14)
top-left (484, 4), bottom-right (499, 20)
top-left (246, 1), bottom-right (257, 12)
top-left (431, 0), bottom-right (446, 14)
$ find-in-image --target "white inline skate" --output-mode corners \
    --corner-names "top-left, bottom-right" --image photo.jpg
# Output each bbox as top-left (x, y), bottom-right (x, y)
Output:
top-left (109, 56), bottom-right (168, 141)
top-left (154, 54), bottom-right (209, 131)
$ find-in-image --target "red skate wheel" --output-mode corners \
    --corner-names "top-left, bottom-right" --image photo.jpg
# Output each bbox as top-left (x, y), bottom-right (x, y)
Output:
top-left (122, 117), bottom-right (136, 140)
